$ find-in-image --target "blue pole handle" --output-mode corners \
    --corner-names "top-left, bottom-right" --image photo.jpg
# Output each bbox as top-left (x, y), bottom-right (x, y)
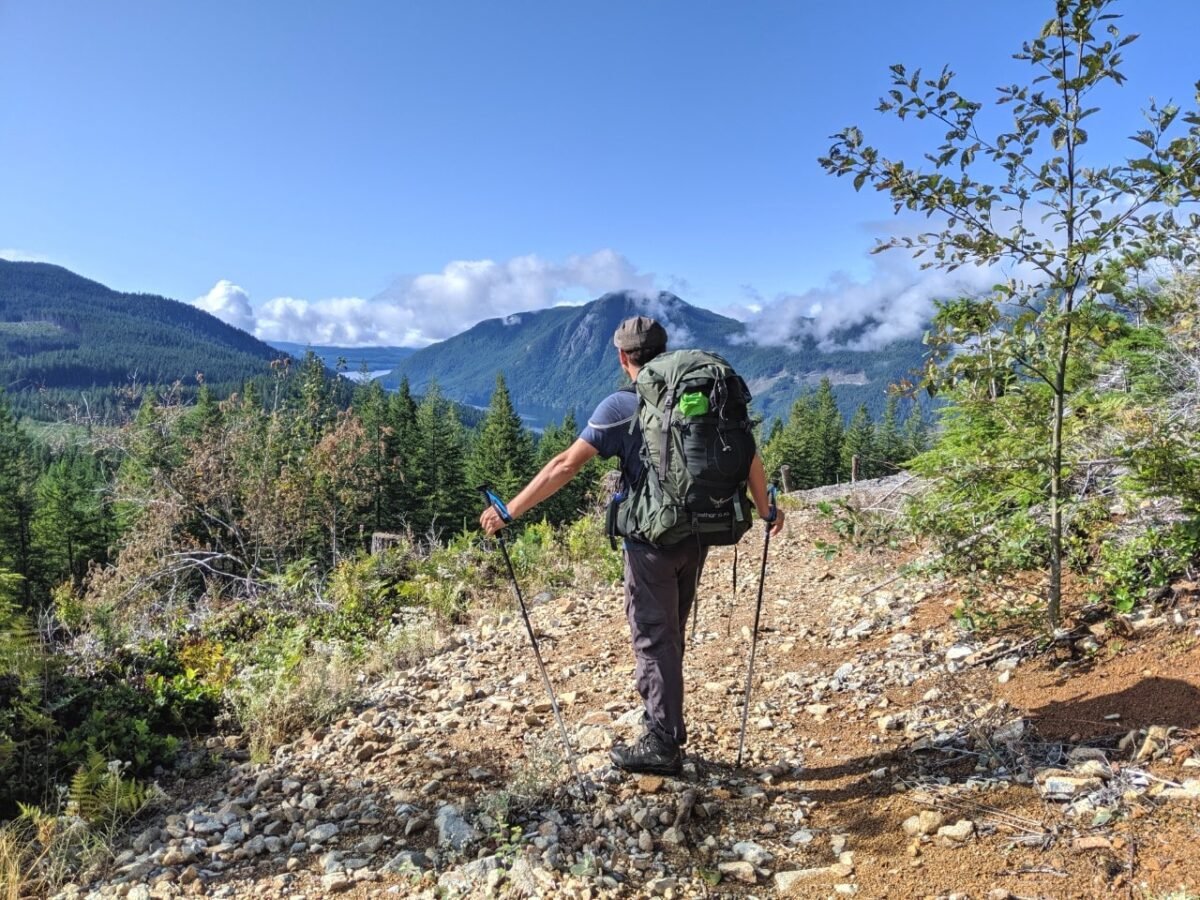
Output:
top-left (765, 485), bottom-right (778, 524)
top-left (479, 486), bottom-right (513, 524)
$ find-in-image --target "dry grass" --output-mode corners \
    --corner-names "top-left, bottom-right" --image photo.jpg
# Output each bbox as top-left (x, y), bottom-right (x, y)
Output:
top-left (228, 620), bottom-right (439, 763)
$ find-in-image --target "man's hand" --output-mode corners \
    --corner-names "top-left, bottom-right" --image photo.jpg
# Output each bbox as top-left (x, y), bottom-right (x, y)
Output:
top-left (480, 505), bottom-right (509, 536)
top-left (759, 505), bottom-right (786, 537)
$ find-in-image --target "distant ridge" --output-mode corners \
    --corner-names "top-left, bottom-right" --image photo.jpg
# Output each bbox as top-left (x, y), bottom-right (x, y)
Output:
top-left (0, 260), bottom-right (283, 395)
top-left (383, 290), bottom-right (927, 425)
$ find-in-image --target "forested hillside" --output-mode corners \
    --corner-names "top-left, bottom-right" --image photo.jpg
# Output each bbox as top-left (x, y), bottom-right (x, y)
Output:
top-left (0, 261), bottom-right (282, 415)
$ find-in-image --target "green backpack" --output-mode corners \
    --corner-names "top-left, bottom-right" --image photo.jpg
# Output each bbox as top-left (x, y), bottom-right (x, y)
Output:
top-left (611, 349), bottom-right (757, 547)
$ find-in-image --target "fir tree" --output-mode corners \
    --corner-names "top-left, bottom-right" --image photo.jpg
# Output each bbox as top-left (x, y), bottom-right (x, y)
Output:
top-left (0, 393), bottom-right (36, 605)
top-left (875, 394), bottom-right (905, 474)
top-left (384, 377), bottom-right (420, 528)
top-left (32, 448), bottom-right (110, 590)
top-left (902, 404), bottom-right (930, 460)
top-left (467, 373), bottom-right (534, 502)
top-left (841, 404), bottom-right (876, 481)
top-left (412, 384), bottom-right (471, 536)
top-left (352, 379), bottom-right (396, 532)
top-left (811, 378), bottom-right (844, 486)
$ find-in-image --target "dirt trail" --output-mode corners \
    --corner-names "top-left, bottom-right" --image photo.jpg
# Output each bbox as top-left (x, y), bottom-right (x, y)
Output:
top-left (60, 481), bottom-right (1200, 899)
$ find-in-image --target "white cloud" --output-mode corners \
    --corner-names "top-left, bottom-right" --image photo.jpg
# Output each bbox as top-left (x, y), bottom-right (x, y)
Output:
top-left (189, 250), bottom-right (657, 347)
top-left (193, 280), bottom-right (256, 333)
top-left (253, 295), bottom-right (427, 346)
top-left (373, 249), bottom-right (655, 342)
top-left (624, 289), bottom-right (694, 347)
top-left (0, 248), bottom-right (52, 263)
top-left (745, 254), bottom-right (1025, 351)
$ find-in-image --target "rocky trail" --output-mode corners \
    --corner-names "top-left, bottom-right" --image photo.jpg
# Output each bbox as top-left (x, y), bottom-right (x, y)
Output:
top-left (59, 480), bottom-right (1200, 899)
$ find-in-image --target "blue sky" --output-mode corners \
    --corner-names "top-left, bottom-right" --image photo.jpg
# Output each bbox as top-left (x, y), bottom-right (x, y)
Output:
top-left (2, 1), bottom-right (1199, 346)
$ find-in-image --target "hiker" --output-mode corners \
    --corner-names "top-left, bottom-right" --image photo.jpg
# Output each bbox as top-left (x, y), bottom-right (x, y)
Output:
top-left (479, 315), bottom-right (785, 776)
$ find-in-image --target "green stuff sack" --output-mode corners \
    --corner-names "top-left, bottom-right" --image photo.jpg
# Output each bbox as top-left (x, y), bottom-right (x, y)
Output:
top-left (614, 349), bottom-right (756, 547)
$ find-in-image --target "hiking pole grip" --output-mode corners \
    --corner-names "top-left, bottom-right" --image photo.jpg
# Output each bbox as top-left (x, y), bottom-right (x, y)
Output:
top-left (479, 485), bottom-right (513, 525)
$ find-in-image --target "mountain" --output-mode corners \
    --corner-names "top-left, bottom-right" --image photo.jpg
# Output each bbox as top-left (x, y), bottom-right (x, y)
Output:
top-left (0, 261), bottom-right (283, 395)
top-left (382, 290), bottom-right (928, 426)
top-left (266, 342), bottom-right (417, 380)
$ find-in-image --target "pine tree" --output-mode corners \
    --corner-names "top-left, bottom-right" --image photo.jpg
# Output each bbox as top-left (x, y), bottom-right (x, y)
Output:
top-left (32, 448), bottom-right (110, 589)
top-left (772, 394), bottom-right (818, 489)
top-left (383, 377), bottom-right (420, 529)
top-left (902, 404), bottom-right (930, 460)
top-left (841, 404), bottom-right (876, 482)
top-left (811, 378), bottom-right (844, 486)
top-left (412, 384), bottom-right (471, 537)
top-left (875, 394), bottom-right (905, 474)
top-left (467, 373), bottom-right (534, 502)
top-left (0, 393), bottom-right (36, 605)
top-left (352, 379), bottom-right (396, 532)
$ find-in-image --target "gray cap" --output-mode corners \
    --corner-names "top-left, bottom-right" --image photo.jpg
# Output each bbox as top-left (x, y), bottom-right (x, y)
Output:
top-left (613, 315), bottom-right (668, 352)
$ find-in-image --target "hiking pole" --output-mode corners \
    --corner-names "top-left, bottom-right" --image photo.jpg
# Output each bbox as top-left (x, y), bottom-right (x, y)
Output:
top-left (725, 545), bottom-right (739, 638)
top-left (478, 486), bottom-right (585, 791)
top-left (736, 486), bottom-right (777, 768)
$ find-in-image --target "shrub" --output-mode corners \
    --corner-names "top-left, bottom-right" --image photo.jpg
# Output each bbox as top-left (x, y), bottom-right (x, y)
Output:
top-left (1093, 521), bottom-right (1200, 613)
top-left (226, 639), bottom-right (362, 763)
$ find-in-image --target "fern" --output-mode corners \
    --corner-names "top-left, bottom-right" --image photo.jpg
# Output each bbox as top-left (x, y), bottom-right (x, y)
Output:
top-left (66, 751), bottom-right (153, 830)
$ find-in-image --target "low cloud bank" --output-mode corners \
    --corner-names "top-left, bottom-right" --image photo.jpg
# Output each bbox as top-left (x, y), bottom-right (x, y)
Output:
top-left (193, 250), bottom-right (655, 347)
top-left (743, 256), bottom-right (1015, 351)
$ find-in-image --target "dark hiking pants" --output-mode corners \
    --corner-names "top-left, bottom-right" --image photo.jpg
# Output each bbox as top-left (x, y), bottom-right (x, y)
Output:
top-left (623, 539), bottom-right (707, 748)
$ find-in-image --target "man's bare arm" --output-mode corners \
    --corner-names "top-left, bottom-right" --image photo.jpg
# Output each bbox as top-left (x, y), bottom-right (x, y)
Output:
top-left (480, 438), bottom-right (598, 534)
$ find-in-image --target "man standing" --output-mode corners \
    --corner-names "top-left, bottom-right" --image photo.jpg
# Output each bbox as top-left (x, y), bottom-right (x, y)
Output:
top-left (479, 315), bottom-right (784, 775)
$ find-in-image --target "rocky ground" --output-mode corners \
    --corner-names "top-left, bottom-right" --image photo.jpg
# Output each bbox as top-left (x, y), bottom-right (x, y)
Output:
top-left (55, 478), bottom-right (1200, 899)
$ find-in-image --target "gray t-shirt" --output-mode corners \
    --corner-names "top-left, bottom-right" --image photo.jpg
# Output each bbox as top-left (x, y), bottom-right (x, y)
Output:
top-left (579, 388), bottom-right (643, 487)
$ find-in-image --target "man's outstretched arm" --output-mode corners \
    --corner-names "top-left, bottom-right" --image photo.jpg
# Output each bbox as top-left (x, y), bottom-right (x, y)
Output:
top-left (480, 438), bottom-right (599, 534)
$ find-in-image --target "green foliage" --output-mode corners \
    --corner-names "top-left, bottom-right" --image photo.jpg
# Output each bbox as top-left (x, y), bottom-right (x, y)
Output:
top-left (814, 498), bottom-right (902, 558)
top-left (1093, 521), bottom-right (1200, 614)
top-left (56, 681), bottom-right (181, 775)
top-left (820, 0), bottom-right (1200, 625)
top-left (411, 384), bottom-right (474, 537)
top-left (66, 751), bottom-right (154, 829)
top-left (321, 549), bottom-right (416, 640)
top-left (0, 393), bottom-right (36, 605)
top-left (226, 639), bottom-right (363, 763)
top-left (468, 373), bottom-right (535, 502)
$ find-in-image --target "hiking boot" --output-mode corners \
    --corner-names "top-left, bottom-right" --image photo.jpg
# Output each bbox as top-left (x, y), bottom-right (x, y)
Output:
top-left (609, 731), bottom-right (682, 776)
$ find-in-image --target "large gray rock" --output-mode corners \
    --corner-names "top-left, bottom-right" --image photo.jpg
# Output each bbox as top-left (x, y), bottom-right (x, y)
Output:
top-left (435, 805), bottom-right (480, 853)
top-left (381, 849), bottom-right (430, 872)
top-left (306, 822), bottom-right (340, 844)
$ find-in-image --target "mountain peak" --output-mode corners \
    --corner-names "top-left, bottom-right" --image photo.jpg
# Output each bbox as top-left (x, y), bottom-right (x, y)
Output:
top-left (594, 289), bottom-right (687, 316)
